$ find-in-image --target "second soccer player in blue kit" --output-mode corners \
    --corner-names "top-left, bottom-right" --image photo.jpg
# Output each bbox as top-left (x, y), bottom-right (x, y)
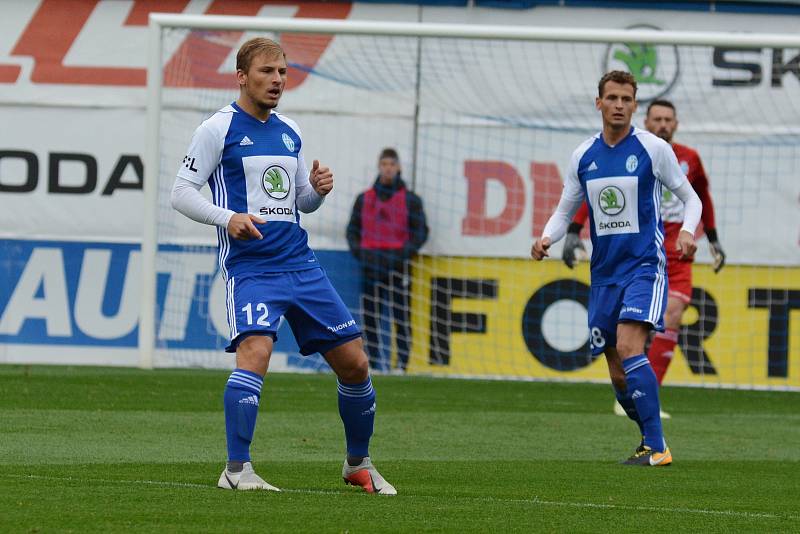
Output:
top-left (531, 71), bottom-right (702, 466)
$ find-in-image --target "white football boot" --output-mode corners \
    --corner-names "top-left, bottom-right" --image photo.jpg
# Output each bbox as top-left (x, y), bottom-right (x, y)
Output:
top-left (217, 462), bottom-right (280, 491)
top-left (342, 457), bottom-right (397, 495)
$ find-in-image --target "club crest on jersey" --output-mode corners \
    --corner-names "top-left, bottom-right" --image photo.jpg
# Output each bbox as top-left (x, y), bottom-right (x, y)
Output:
top-left (282, 133), bottom-right (295, 152)
top-left (598, 185), bottom-right (625, 216)
top-left (625, 155), bottom-right (638, 173)
top-left (261, 165), bottom-right (291, 200)
top-left (680, 160), bottom-right (689, 174)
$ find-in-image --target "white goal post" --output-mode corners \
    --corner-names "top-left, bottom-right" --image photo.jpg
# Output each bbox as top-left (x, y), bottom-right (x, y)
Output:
top-left (142, 14), bottom-right (800, 390)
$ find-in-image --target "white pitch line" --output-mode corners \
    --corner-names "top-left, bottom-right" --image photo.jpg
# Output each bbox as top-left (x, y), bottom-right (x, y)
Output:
top-left (4, 473), bottom-right (209, 490)
top-left (2, 474), bottom-right (343, 496)
top-left (484, 496), bottom-right (790, 520)
top-left (3, 474), bottom-right (797, 521)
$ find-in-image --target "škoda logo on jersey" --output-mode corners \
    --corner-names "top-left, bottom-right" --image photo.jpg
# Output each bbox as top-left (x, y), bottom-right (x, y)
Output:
top-left (598, 186), bottom-right (625, 216)
top-left (598, 185), bottom-right (631, 230)
top-left (261, 165), bottom-right (291, 200)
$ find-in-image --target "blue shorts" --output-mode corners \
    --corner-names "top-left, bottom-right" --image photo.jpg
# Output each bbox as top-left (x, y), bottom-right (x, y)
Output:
top-left (587, 273), bottom-right (667, 355)
top-left (224, 267), bottom-right (361, 355)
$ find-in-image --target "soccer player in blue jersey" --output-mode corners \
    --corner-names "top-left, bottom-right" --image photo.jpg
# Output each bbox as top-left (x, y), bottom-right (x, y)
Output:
top-left (531, 71), bottom-right (702, 466)
top-left (171, 38), bottom-right (396, 493)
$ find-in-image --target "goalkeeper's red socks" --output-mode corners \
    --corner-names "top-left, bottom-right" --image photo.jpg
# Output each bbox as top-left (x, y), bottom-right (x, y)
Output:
top-left (648, 329), bottom-right (679, 385)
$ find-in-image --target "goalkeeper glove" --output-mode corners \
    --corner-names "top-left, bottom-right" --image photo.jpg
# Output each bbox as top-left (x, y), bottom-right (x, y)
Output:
top-left (706, 228), bottom-right (725, 273)
top-left (562, 222), bottom-right (586, 269)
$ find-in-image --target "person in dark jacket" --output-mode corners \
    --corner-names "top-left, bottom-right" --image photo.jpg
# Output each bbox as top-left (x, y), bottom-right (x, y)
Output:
top-left (346, 148), bottom-right (429, 372)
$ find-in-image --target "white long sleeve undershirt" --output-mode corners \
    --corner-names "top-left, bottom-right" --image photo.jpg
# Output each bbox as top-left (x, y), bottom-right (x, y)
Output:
top-left (542, 195), bottom-right (583, 244)
top-left (295, 181), bottom-right (325, 213)
top-left (671, 180), bottom-right (702, 236)
top-left (170, 177), bottom-right (235, 228)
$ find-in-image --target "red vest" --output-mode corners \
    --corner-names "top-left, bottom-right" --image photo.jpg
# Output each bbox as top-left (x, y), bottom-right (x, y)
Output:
top-left (360, 187), bottom-right (410, 250)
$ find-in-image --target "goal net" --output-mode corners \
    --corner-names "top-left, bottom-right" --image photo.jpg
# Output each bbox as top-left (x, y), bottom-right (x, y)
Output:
top-left (143, 16), bottom-right (800, 390)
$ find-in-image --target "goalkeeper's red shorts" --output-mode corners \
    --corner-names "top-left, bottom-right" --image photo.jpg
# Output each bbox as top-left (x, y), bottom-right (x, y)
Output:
top-left (667, 260), bottom-right (692, 305)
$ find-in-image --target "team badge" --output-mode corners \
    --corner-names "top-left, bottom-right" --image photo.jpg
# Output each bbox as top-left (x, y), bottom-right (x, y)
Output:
top-left (625, 155), bottom-right (638, 173)
top-left (282, 133), bottom-right (295, 152)
top-left (261, 165), bottom-right (291, 200)
top-left (680, 161), bottom-right (689, 175)
top-left (598, 185), bottom-right (625, 216)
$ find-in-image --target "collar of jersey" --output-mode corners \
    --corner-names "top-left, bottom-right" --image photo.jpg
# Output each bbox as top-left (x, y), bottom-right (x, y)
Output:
top-left (600, 125), bottom-right (634, 148)
top-left (231, 101), bottom-right (274, 125)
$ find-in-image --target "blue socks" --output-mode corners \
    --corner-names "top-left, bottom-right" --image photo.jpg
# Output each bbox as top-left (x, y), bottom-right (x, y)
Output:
top-left (224, 368), bottom-right (263, 462)
top-left (623, 354), bottom-right (665, 452)
top-left (337, 377), bottom-right (376, 458)
top-left (614, 385), bottom-right (644, 436)
top-left (224, 371), bottom-right (375, 462)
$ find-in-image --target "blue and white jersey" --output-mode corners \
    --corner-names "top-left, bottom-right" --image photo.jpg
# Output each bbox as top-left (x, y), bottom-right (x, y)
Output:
top-left (177, 102), bottom-right (319, 278)
top-left (564, 127), bottom-right (688, 285)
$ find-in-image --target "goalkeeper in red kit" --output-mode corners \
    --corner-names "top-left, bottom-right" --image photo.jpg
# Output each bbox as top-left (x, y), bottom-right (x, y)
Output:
top-left (562, 99), bottom-right (725, 418)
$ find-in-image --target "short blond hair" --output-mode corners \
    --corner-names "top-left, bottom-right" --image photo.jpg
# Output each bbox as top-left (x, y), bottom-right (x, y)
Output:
top-left (236, 38), bottom-right (285, 73)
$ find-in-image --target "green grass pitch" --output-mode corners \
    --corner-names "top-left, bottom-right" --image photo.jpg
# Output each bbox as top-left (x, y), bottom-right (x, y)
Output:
top-left (1, 365), bottom-right (798, 532)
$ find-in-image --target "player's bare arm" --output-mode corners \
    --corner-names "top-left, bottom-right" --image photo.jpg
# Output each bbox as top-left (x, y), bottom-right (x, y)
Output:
top-left (228, 213), bottom-right (265, 240)
top-left (310, 159), bottom-right (334, 196)
top-left (675, 229), bottom-right (697, 260)
top-left (531, 237), bottom-right (552, 261)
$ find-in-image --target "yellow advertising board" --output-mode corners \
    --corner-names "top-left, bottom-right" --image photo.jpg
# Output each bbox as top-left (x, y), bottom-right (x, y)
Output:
top-left (406, 257), bottom-right (799, 389)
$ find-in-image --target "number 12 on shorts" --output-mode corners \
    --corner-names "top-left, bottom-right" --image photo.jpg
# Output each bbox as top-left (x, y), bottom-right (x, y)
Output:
top-left (242, 302), bottom-right (270, 326)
